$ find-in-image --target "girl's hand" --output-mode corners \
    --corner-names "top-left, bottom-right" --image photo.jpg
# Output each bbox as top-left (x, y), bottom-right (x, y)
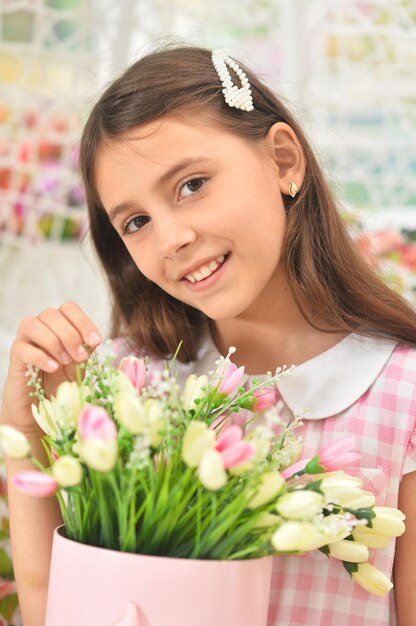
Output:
top-left (0, 301), bottom-right (101, 434)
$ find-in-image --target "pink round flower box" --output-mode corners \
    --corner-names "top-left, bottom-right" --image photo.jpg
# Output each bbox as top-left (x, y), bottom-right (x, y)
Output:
top-left (45, 526), bottom-right (273, 626)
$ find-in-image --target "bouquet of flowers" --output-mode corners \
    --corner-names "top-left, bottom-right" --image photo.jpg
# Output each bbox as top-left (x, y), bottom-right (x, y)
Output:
top-left (0, 344), bottom-right (406, 624)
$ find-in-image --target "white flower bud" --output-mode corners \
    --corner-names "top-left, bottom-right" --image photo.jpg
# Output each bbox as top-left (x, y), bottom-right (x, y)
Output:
top-left (0, 425), bottom-right (31, 459)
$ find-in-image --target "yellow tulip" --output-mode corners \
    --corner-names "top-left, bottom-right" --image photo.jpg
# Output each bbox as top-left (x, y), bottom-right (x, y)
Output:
top-left (113, 391), bottom-right (146, 435)
top-left (198, 449), bottom-right (227, 491)
top-left (328, 539), bottom-right (369, 563)
top-left (145, 399), bottom-right (166, 447)
top-left (248, 472), bottom-right (285, 509)
top-left (79, 439), bottom-right (118, 473)
top-left (52, 455), bottom-right (83, 487)
top-left (55, 381), bottom-right (82, 429)
top-left (351, 526), bottom-right (391, 549)
top-left (31, 399), bottom-right (60, 438)
top-left (352, 562), bottom-right (393, 596)
top-left (254, 513), bottom-right (282, 528)
top-left (371, 507), bottom-right (406, 537)
top-left (275, 490), bottom-right (325, 521)
top-left (0, 425), bottom-right (31, 459)
top-left (182, 375), bottom-right (208, 411)
top-left (272, 521), bottom-right (328, 552)
top-left (182, 422), bottom-right (216, 468)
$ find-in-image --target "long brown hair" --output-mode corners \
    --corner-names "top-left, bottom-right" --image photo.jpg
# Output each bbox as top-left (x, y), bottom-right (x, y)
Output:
top-left (80, 44), bottom-right (416, 362)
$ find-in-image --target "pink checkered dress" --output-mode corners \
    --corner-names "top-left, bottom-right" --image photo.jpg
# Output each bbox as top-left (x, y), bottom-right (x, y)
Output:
top-left (265, 340), bottom-right (416, 626)
top-left (111, 332), bottom-right (416, 625)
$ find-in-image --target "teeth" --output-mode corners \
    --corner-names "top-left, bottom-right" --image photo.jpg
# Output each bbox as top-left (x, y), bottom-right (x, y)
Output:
top-left (184, 254), bottom-right (226, 283)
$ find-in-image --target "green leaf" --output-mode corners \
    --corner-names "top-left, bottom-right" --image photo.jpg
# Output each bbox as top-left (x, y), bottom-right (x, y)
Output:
top-left (304, 455), bottom-right (326, 474)
top-left (343, 561), bottom-right (359, 576)
top-left (303, 480), bottom-right (324, 495)
top-left (0, 592), bottom-right (19, 622)
top-left (0, 548), bottom-right (13, 577)
top-left (344, 507), bottom-right (376, 528)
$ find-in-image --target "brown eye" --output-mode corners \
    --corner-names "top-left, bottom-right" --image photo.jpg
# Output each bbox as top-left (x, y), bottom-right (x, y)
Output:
top-left (123, 215), bottom-right (150, 235)
top-left (179, 177), bottom-right (206, 199)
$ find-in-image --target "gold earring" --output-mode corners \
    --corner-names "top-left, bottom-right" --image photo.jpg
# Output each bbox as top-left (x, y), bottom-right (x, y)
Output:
top-left (288, 181), bottom-right (298, 198)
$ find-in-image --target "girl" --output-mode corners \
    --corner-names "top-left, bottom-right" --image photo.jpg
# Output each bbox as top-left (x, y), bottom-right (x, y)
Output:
top-left (1, 45), bottom-right (415, 626)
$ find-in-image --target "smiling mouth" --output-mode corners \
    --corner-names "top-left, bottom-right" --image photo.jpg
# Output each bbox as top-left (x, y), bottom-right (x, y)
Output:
top-left (182, 253), bottom-right (230, 284)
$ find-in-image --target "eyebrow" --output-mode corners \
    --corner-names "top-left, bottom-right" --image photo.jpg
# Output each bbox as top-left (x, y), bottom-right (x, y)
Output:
top-left (108, 156), bottom-right (212, 223)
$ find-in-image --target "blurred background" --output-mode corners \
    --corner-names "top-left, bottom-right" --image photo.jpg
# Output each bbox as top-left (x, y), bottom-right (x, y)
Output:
top-left (0, 1), bottom-right (415, 622)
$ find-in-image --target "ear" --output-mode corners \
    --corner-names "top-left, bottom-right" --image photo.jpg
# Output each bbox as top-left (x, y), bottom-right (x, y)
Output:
top-left (265, 122), bottom-right (306, 196)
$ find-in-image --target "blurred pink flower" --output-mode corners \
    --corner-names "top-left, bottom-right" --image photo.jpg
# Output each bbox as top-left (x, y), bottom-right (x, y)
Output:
top-left (0, 580), bottom-right (16, 601)
top-left (252, 388), bottom-right (278, 412)
top-left (78, 406), bottom-right (117, 441)
top-left (282, 437), bottom-right (359, 478)
top-left (215, 425), bottom-right (255, 469)
top-left (216, 362), bottom-right (245, 398)
top-left (13, 471), bottom-right (58, 497)
top-left (119, 356), bottom-right (147, 393)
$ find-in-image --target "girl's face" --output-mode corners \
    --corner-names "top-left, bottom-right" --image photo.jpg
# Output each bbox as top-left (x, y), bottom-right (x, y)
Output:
top-left (96, 116), bottom-right (288, 321)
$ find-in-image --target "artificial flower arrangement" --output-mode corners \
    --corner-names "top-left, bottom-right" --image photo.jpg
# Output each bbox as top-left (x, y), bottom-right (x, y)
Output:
top-left (0, 343), bottom-right (406, 625)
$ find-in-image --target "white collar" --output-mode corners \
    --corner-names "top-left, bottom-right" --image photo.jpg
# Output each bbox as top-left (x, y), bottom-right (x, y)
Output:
top-left (193, 332), bottom-right (398, 420)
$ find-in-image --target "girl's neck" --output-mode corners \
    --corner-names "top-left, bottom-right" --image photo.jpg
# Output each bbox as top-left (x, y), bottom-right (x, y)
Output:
top-left (209, 273), bottom-right (347, 374)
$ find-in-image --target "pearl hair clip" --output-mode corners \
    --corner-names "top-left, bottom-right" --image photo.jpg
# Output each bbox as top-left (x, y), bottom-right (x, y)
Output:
top-left (211, 50), bottom-right (254, 112)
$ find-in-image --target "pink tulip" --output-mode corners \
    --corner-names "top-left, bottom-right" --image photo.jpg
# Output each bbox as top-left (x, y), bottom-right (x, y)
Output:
top-left (281, 437), bottom-right (360, 478)
top-left (215, 425), bottom-right (255, 469)
top-left (51, 447), bottom-right (59, 462)
top-left (119, 356), bottom-right (147, 393)
top-left (78, 406), bottom-right (117, 441)
top-left (318, 437), bottom-right (360, 471)
top-left (252, 388), bottom-right (278, 411)
top-left (216, 362), bottom-right (245, 397)
top-left (13, 471), bottom-right (58, 497)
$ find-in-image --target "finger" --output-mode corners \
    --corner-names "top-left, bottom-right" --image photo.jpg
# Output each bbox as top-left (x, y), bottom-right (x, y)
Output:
top-left (10, 340), bottom-right (59, 374)
top-left (37, 309), bottom-right (90, 363)
top-left (58, 301), bottom-right (101, 348)
top-left (18, 316), bottom-right (75, 365)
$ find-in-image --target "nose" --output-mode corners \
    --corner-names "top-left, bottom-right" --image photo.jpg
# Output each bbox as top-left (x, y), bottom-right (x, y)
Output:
top-left (155, 215), bottom-right (197, 259)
